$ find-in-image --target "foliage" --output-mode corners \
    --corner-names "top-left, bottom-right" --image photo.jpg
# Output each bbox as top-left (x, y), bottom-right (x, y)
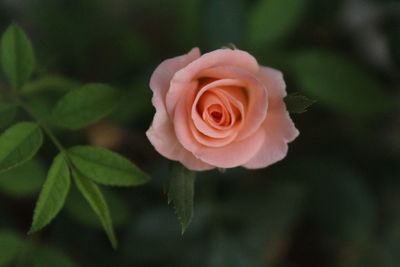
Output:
top-left (0, 24), bottom-right (150, 249)
top-left (284, 92), bottom-right (316, 114)
top-left (290, 50), bottom-right (394, 118)
top-left (51, 83), bottom-right (119, 130)
top-left (168, 163), bottom-right (196, 234)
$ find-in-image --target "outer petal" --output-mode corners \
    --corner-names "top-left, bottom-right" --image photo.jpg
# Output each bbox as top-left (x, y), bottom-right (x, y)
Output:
top-left (149, 47), bottom-right (201, 110)
top-left (196, 128), bottom-right (265, 168)
top-left (257, 66), bottom-right (287, 107)
top-left (147, 48), bottom-right (214, 171)
top-left (243, 66), bottom-right (299, 169)
top-left (146, 123), bottom-right (214, 171)
top-left (166, 49), bottom-right (259, 116)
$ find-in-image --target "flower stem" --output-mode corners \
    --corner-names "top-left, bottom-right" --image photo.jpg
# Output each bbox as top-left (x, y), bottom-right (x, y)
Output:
top-left (10, 92), bottom-right (67, 154)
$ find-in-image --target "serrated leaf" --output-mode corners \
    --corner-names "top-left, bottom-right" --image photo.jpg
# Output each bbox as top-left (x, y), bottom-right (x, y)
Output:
top-left (51, 83), bottom-right (119, 129)
top-left (68, 146), bottom-right (150, 186)
top-left (0, 230), bottom-right (24, 266)
top-left (30, 154), bottom-right (71, 233)
top-left (1, 24), bottom-right (35, 89)
top-left (0, 158), bottom-right (46, 197)
top-left (290, 50), bottom-right (393, 118)
top-left (248, 0), bottom-right (307, 45)
top-left (168, 163), bottom-right (196, 234)
top-left (72, 169), bottom-right (117, 249)
top-left (0, 122), bottom-right (43, 172)
top-left (65, 187), bottom-right (129, 229)
top-left (0, 102), bottom-right (17, 129)
top-left (284, 92), bottom-right (316, 114)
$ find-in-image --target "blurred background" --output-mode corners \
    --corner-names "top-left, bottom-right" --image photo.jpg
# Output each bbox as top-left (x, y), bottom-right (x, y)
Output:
top-left (0, 0), bottom-right (399, 266)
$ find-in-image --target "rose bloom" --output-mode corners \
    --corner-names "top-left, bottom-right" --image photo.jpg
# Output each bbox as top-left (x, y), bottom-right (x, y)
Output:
top-left (146, 48), bottom-right (299, 171)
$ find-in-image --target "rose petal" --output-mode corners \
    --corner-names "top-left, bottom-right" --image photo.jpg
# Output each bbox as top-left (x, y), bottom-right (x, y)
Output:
top-left (242, 110), bottom-right (299, 169)
top-left (257, 66), bottom-right (287, 108)
top-left (257, 65), bottom-right (298, 141)
top-left (175, 86), bottom-right (265, 168)
top-left (166, 49), bottom-right (259, 116)
top-left (190, 123), bottom-right (238, 147)
top-left (203, 103), bottom-right (228, 127)
top-left (146, 124), bottom-right (214, 171)
top-left (197, 66), bottom-right (268, 141)
top-left (147, 48), bottom-right (213, 171)
top-left (149, 47), bottom-right (200, 109)
top-left (196, 128), bottom-right (266, 168)
top-left (192, 79), bottom-right (245, 139)
top-left (179, 150), bottom-right (215, 171)
top-left (243, 66), bottom-right (299, 169)
top-left (214, 87), bottom-right (246, 129)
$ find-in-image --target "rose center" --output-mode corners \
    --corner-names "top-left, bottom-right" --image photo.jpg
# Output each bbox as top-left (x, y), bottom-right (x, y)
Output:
top-left (194, 84), bottom-right (247, 132)
top-left (211, 111), bottom-right (222, 122)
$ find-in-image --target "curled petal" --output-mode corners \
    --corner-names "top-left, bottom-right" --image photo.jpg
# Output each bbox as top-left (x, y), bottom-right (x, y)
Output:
top-left (243, 66), bottom-right (299, 169)
top-left (243, 110), bottom-right (299, 169)
top-left (257, 66), bottom-right (287, 108)
top-left (166, 49), bottom-right (259, 116)
top-left (197, 66), bottom-right (268, 141)
top-left (195, 129), bottom-right (266, 168)
top-left (191, 79), bottom-right (245, 139)
top-left (149, 47), bottom-right (201, 111)
top-left (146, 124), bottom-right (214, 171)
top-left (147, 48), bottom-right (213, 170)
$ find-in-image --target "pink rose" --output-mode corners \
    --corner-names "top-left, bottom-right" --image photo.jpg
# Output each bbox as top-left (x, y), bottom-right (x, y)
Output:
top-left (146, 48), bottom-right (299, 171)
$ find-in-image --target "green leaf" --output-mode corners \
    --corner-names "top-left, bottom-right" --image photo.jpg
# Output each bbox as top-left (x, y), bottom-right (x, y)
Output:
top-left (1, 23), bottom-right (35, 89)
top-left (0, 230), bottom-right (24, 266)
top-left (284, 92), bottom-right (316, 114)
top-left (0, 122), bottom-right (43, 172)
top-left (68, 146), bottom-right (150, 186)
top-left (25, 91), bottom-right (58, 122)
top-left (65, 187), bottom-right (129, 229)
top-left (72, 169), bottom-right (117, 249)
top-left (248, 0), bottom-right (308, 45)
top-left (109, 81), bottom-right (152, 124)
top-left (290, 50), bottom-right (394, 118)
top-left (168, 163), bottom-right (196, 234)
top-left (0, 158), bottom-right (46, 197)
top-left (0, 102), bottom-right (17, 129)
top-left (51, 83), bottom-right (119, 129)
top-left (30, 154), bottom-right (71, 233)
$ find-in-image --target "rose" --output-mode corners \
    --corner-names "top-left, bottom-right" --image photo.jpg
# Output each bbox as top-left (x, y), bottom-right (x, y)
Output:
top-left (146, 48), bottom-right (299, 171)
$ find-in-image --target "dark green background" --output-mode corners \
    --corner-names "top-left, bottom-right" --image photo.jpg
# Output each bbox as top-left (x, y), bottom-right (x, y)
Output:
top-left (0, 0), bottom-right (399, 266)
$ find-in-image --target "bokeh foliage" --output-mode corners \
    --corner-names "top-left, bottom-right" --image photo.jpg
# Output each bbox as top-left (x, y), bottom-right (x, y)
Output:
top-left (0, 0), bottom-right (399, 266)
